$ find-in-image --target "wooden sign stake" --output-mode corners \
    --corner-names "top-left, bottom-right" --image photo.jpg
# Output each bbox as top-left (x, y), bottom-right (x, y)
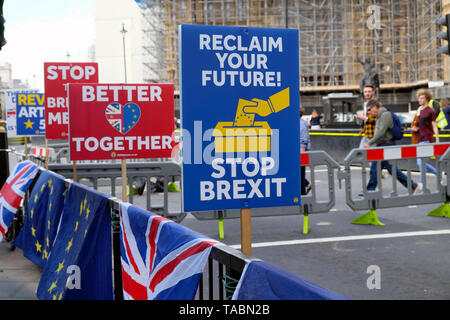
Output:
top-left (122, 159), bottom-right (127, 202)
top-left (240, 208), bottom-right (252, 256)
top-left (73, 161), bottom-right (77, 182)
top-left (24, 136), bottom-right (28, 160)
top-left (45, 139), bottom-right (49, 170)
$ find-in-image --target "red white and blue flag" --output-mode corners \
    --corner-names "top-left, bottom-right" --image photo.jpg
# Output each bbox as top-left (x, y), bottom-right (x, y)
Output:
top-left (105, 102), bottom-right (141, 135)
top-left (119, 203), bottom-right (216, 300)
top-left (0, 161), bottom-right (39, 241)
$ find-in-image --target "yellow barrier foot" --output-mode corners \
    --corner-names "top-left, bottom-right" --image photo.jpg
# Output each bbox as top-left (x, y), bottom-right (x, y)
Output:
top-left (168, 182), bottom-right (180, 192)
top-left (218, 218), bottom-right (225, 240)
top-left (351, 209), bottom-right (385, 226)
top-left (302, 214), bottom-right (309, 235)
top-left (427, 202), bottom-right (450, 218)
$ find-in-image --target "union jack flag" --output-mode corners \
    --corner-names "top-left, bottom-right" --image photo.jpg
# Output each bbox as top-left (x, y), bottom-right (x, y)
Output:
top-left (0, 161), bottom-right (39, 241)
top-left (105, 103), bottom-right (123, 133)
top-left (119, 203), bottom-right (216, 300)
top-left (105, 102), bottom-right (141, 135)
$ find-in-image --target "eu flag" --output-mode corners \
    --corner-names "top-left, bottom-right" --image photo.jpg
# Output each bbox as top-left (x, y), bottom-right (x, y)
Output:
top-left (14, 170), bottom-right (66, 268)
top-left (36, 182), bottom-right (113, 300)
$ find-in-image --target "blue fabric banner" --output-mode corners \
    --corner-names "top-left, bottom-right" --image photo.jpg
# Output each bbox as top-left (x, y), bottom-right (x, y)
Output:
top-left (36, 182), bottom-right (113, 300)
top-left (14, 170), bottom-right (66, 268)
top-left (233, 261), bottom-right (347, 300)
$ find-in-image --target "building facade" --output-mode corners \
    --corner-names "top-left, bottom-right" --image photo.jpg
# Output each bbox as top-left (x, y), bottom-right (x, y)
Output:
top-left (137, 0), bottom-right (450, 113)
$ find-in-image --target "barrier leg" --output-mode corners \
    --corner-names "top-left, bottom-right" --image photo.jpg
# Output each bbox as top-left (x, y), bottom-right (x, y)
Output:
top-left (427, 201), bottom-right (450, 218)
top-left (351, 209), bottom-right (385, 226)
top-left (302, 205), bottom-right (309, 235)
top-left (218, 210), bottom-right (225, 239)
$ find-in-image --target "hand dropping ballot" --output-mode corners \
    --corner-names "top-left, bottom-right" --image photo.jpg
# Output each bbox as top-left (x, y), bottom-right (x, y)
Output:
top-left (201, 88), bottom-right (290, 201)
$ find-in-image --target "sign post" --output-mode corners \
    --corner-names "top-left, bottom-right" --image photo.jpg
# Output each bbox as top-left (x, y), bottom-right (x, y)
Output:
top-left (122, 159), bottom-right (127, 202)
top-left (240, 208), bottom-right (252, 255)
top-left (179, 25), bottom-right (300, 255)
top-left (44, 138), bottom-right (48, 169)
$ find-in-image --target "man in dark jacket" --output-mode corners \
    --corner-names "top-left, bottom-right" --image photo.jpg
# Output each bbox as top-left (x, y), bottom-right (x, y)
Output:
top-left (363, 100), bottom-right (419, 193)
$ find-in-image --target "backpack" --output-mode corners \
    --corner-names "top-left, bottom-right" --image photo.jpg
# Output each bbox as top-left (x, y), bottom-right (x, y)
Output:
top-left (389, 111), bottom-right (404, 140)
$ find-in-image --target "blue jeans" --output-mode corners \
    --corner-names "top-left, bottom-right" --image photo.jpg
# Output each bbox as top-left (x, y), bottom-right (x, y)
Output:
top-left (416, 141), bottom-right (437, 183)
top-left (367, 142), bottom-right (417, 191)
top-left (301, 166), bottom-right (310, 195)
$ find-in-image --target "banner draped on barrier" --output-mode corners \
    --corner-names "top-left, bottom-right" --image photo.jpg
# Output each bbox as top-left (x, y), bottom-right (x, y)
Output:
top-left (0, 161), bottom-right (39, 241)
top-left (14, 170), bottom-right (66, 268)
top-left (119, 202), bottom-right (216, 300)
top-left (232, 260), bottom-right (347, 300)
top-left (36, 182), bottom-right (113, 300)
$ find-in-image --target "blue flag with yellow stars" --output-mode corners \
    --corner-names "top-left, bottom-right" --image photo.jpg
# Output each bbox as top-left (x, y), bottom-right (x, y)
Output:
top-left (36, 182), bottom-right (113, 300)
top-left (14, 170), bottom-right (66, 268)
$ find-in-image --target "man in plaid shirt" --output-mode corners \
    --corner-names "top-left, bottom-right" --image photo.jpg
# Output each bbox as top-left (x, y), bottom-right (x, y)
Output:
top-left (356, 84), bottom-right (377, 148)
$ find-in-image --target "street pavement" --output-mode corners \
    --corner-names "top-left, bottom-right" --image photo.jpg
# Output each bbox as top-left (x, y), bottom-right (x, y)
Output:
top-left (2, 147), bottom-right (450, 300)
top-left (0, 241), bottom-right (41, 299)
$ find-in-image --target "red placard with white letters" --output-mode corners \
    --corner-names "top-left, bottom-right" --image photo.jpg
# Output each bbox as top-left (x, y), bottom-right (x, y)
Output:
top-left (44, 62), bottom-right (99, 139)
top-left (68, 83), bottom-right (175, 161)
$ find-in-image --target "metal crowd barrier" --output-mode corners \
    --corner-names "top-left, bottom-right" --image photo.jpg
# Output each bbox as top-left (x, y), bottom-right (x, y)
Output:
top-left (15, 142), bottom-right (450, 230)
top-left (338, 142), bottom-right (450, 225)
top-left (48, 161), bottom-right (186, 223)
top-left (48, 150), bottom-right (341, 234)
top-left (8, 147), bottom-right (46, 167)
top-left (190, 150), bottom-right (341, 235)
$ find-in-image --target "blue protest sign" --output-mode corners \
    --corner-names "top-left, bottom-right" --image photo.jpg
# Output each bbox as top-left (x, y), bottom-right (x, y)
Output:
top-left (16, 93), bottom-right (45, 136)
top-left (179, 24), bottom-right (300, 212)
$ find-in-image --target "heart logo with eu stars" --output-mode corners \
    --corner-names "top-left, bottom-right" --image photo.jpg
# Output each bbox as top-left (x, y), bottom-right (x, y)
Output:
top-left (105, 102), bottom-right (141, 135)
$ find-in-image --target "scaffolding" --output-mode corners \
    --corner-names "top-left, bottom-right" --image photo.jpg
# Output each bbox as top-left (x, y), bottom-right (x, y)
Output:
top-left (137, 0), bottom-right (445, 92)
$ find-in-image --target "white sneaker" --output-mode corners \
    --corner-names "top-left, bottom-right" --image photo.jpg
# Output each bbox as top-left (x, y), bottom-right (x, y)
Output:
top-left (414, 183), bottom-right (423, 194)
top-left (441, 174), bottom-right (447, 187)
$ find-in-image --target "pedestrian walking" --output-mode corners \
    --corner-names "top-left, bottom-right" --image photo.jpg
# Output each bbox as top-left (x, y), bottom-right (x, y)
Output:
top-left (300, 106), bottom-right (311, 195)
top-left (363, 100), bottom-right (419, 193)
top-left (411, 89), bottom-right (440, 190)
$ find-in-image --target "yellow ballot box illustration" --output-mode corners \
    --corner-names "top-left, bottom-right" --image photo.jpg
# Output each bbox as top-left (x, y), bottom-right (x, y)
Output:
top-left (213, 88), bottom-right (290, 153)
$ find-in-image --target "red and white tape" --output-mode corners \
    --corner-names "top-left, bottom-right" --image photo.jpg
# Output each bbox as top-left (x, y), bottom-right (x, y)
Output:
top-left (32, 147), bottom-right (51, 157)
top-left (366, 144), bottom-right (450, 161)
